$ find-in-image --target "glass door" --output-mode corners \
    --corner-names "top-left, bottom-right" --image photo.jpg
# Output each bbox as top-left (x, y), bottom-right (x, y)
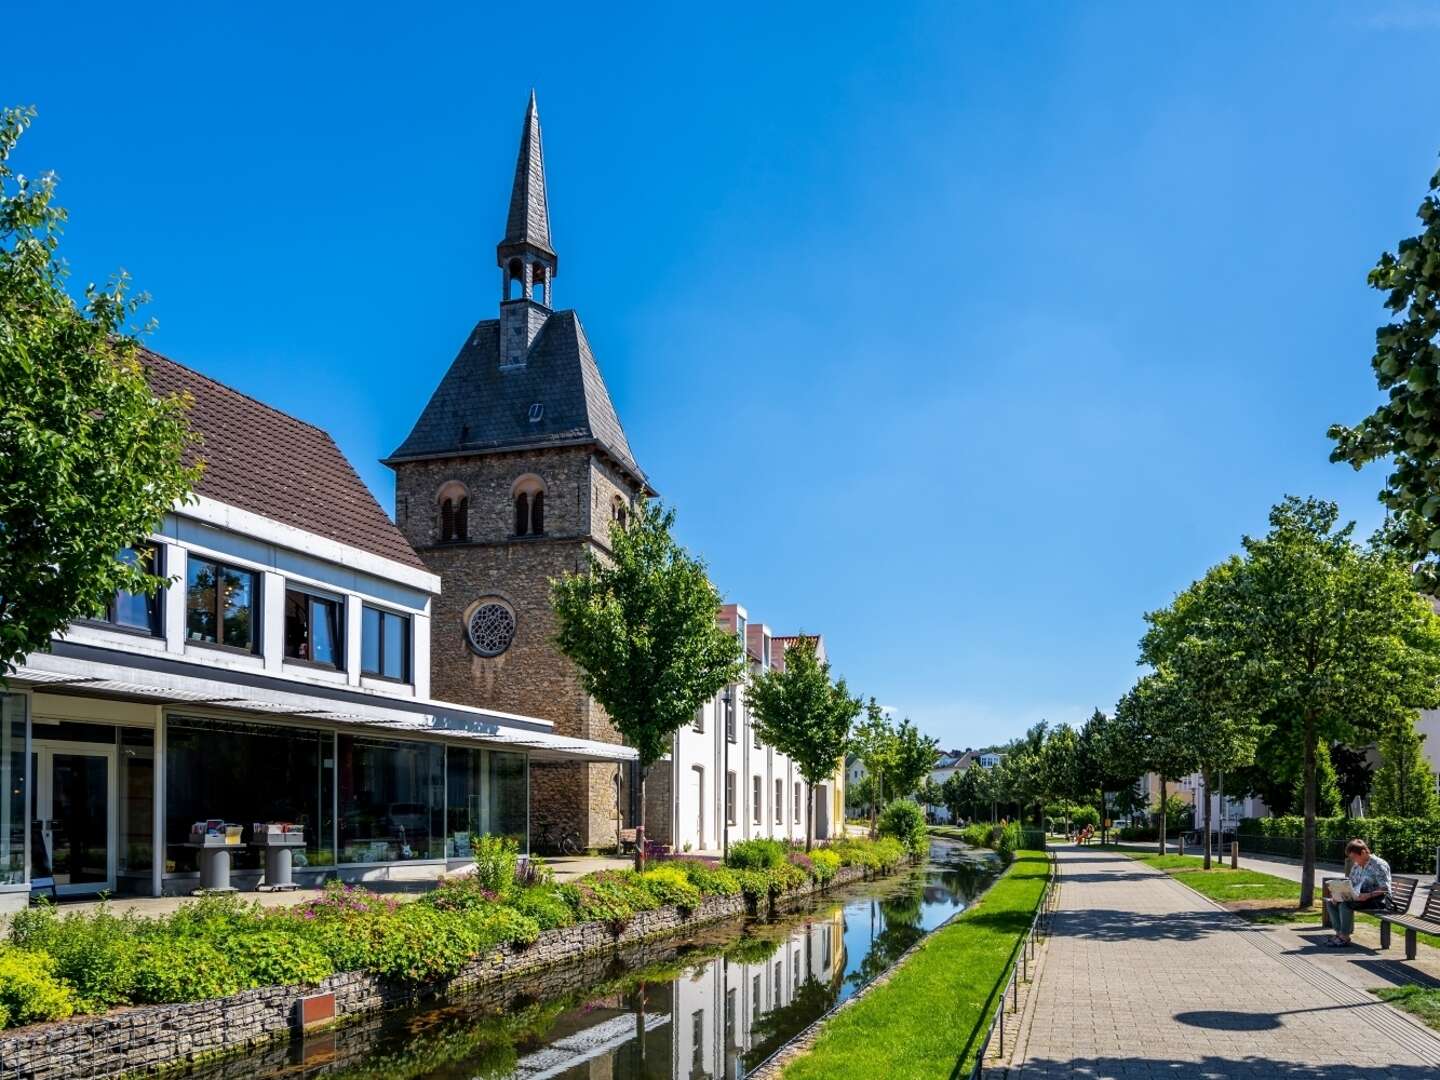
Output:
top-left (33, 743), bottom-right (116, 896)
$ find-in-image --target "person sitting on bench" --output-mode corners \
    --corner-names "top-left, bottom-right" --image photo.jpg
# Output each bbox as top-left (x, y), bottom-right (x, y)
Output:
top-left (1324, 838), bottom-right (1391, 947)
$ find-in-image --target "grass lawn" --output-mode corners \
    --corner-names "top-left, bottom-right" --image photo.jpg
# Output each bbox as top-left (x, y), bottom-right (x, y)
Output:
top-left (781, 850), bottom-right (1050, 1080)
top-left (1374, 986), bottom-right (1440, 1031)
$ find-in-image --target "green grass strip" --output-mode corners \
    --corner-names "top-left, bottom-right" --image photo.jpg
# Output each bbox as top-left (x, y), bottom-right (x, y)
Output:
top-left (1106, 846), bottom-right (1440, 950)
top-left (1374, 986), bottom-right (1440, 1031)
top-left (781, 851), bottom-right (1050, 1080)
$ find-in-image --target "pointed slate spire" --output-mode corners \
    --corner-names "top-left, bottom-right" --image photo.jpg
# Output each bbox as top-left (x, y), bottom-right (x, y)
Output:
top-left (500, 90), bottom-right (554, 257)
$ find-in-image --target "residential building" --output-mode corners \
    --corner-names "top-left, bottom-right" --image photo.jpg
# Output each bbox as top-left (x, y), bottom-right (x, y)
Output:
top-left (923, 750), bottom-right (976, 823)
top-left (389, 93), bottom-right (651, 851)
top-left (0, 351), bottom-right (631, 910)
top-left (645, 611), bottom-right (844, 853)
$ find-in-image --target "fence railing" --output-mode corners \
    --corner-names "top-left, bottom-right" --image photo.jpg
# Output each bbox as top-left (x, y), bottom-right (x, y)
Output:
top-left (966, 849), bottom-right (1058, 1079)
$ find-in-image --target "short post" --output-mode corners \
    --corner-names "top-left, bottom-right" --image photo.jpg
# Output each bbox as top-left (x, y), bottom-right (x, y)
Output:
top-left (1434, 844), bottom-right (1440, 883)
top-left (1178, 834), bottom-right (1184, 856)
top-left (1230, 840), bottom-right (1239, 870)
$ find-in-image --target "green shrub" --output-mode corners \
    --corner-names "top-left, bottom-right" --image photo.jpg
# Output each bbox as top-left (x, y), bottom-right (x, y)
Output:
top-left (8, 902), bottom-right (140, 1012)
top-left (132, 939), bottom-right (244, 1003)
top-left (1238, 815), bottom-right (1440, 873)
top-left (829, 837), bottom-right (906, 872)
top-left (561, 870), bottom-right (657, 929)
top-left (163, 892), bottom-right (267, 939)
top-left (637, 866), bottom-right (702, 910)
top-left (678, 861), bottom-right (742, 896)
top-left (1070, 806), bottom-right (1101, 831)
top-left (220, 930), bottom-right (334, 989)
top-left (465, 905), bottom-right (541, 949)
top-left (424, 875), bottom-right (501, 913)
top-left (367, 905), bottom-right (485, 983)
top-left (506, 884), bottom-right (575, 930)
top-left (878, 800), bottom-right (928, 857)
top-left (732, 867), bottom-right (776, 902)
top-left (726, 838), bottom-right (788, 871)
top-left (0, 949), bottom-right (77, 1026)
top-left (1118, 825), bottom-right (1158, 842)
top-left (810, 849), bottom-right (841, 883)
top-left (472, 835), bottom-right (521, 893)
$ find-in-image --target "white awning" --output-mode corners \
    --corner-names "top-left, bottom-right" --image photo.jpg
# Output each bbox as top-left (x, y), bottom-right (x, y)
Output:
top-left (10, 654), bottom-right (636, 764)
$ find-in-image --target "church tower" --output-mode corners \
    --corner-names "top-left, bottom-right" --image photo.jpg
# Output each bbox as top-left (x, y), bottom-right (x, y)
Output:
top-left (387, 94), bottom-right (650, 850)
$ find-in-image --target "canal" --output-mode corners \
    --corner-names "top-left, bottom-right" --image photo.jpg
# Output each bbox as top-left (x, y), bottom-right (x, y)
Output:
top-left (171, 839), bottom-right (995, 1080)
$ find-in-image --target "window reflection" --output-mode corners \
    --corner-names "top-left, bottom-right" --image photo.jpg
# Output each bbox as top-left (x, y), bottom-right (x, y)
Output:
top-left (337, 735), bottom-right (443, 863)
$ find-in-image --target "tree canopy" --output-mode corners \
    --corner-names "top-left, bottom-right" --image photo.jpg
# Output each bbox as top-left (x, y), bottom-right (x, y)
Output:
top-left (1329, 158), bottom-right (1440, 589)
top-left (1, 106), bottom-right (198, 674)
top-left (746, 635), bottom-right (861, 849)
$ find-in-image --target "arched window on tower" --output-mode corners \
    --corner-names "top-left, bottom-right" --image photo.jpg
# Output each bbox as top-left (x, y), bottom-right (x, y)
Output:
top-left (611, 496), bottom-right (629, 529)
top-left (438, 481), bottom-right (469, 543)
top-left (512, 475), bottom-right (546, 537)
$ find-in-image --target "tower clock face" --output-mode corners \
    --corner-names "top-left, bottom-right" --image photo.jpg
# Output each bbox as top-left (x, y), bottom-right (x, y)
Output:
top-left (467, 601), bottom-right (516, 657)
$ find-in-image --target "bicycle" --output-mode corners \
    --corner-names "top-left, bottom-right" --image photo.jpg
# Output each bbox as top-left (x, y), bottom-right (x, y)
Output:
top-left (539, 823), bottom-right (583, 856)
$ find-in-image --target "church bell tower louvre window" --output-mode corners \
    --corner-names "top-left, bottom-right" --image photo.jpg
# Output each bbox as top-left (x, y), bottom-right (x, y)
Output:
top-left (466, 599), bottom-right (516, 658)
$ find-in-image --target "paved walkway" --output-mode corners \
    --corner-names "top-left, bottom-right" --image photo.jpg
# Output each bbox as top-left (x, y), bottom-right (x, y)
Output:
top-left (1011, 846), bottom-right (1440, 1078)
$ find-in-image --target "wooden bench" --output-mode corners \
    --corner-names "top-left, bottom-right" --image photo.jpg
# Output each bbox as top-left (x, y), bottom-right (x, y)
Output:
top-left (1321, 875), bottom-right (1425, 956)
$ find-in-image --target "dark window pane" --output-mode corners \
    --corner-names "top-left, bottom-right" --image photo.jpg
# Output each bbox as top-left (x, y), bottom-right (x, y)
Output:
top-left (119, 727), bottom-right (154, 883)
top-left (221, 568), bottom-right (254, 649)
top-left (311, 598), bottom-right (339, 667)
top-left (186, 560), bottom-right (217, 642)
top-left (112, 546), bottom-right (158, 631)
top-left (361, 607), bottom-right (381, 674)
top-left (337, 734), bottom-right (443, 863)
top-left (165, 716), bottom-right (328, 874)
top-left (284, 590), bottom-right (309, 660)
top-left (531, 491), bottom-right (544, 534)
top-left (514, 492), bottom-right (529, 536)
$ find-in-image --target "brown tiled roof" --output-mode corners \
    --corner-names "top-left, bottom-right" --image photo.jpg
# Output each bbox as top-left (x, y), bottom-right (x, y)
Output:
top-left (140, 349), bottom-right (428, 573)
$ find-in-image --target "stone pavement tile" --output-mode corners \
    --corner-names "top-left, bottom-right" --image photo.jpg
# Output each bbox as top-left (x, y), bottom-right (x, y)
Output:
top-left (1009, 847), bottom-right (1440, 1078)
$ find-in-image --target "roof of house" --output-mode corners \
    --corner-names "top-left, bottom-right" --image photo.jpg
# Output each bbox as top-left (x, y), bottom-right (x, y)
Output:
top-left (141, 349), bottom-right (428, 572)
top-left (385, 310), bottom-right (647, 489)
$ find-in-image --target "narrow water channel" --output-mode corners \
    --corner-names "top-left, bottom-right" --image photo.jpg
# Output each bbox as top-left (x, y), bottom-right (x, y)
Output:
top-left (171, 840), bottom-right (994, 1080)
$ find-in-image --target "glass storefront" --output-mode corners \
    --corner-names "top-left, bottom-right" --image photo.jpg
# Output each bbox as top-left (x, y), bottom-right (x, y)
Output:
top-left (165, 716), bottom-right (334, 873)
top-left (118, 727), bottom-right (154, 887)
top-left (445, 748), bottom-right (528, 857)
top-left (0, 696), bottom-right (26, 887)
top-left (337, 734), bottom-right (444, 863)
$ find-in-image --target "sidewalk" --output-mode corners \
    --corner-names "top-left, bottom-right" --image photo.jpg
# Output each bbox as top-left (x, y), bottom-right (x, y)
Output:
top-left (1009, 846), bottom-right (1440, 1078)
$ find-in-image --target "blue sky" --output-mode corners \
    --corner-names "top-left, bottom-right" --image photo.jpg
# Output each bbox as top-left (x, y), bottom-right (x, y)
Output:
top-left (9, 4), bottom-right (1440, 748)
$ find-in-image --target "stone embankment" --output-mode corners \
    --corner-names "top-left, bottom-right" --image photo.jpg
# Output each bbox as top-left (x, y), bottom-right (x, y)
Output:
top-left (0, 864), bottom-right (870, 1080)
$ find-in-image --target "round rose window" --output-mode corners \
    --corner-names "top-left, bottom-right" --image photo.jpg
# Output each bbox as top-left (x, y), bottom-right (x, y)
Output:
top-left (467, 602), bottom-right (515, 657)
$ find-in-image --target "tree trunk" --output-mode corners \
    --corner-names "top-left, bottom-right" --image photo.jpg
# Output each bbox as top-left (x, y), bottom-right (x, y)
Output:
top-left (1202, 770), bottom-right (1213, 871)
top-left (636, 764), bottom-right (648, 871)
top-left (1300, 712), bottom-right (1317, 909)
top-left (806, 783), bottom-right (815, 852)
top-left (1158, 777), bottom-right (1168, 856)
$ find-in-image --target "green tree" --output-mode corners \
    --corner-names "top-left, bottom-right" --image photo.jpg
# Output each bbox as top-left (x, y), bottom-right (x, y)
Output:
top-left (940, 769), bottom-right (970, 823)
top-left (1041, 723), bottom-right (1084, 834)
top-left (848, 699), bottom-right (897, 835)
top-left (1220, 497), bottom-right (1440, 907)
top-left (915, 777), bottom-right (943, 814)
top-left (1289, 741), bottom-right (1342, 817)
top-left (1, 107), bottom-right (198, 674)
top-left (883, 718), bottom-right (940, 801)
top-left (1114, 673), bottom-right (1201, 856)
top-left (552, 499), bottom-right (744, 864)
top-left (1329, 157), bottom-right (1440, 590)
top-left (1371, 718), bottom-right (1440, 818)
top-left (1141, 559), bottom-right (1266, 868)
top-left (746, 636), bottom-right (862, 849)
top-left (1331, 744), bottom-right (1375, 818)
top-left (1079, 708), bottom-right (1143, 843)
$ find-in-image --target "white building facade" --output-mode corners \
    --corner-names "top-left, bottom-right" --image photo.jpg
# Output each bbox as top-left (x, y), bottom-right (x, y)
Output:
top-left (649, 606), bottom-right (844, 854)
top-left (0, 352), bottom-right (632, 910)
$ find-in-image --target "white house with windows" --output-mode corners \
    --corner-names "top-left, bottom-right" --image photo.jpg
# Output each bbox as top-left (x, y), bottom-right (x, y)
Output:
top-left (647, 607), bottom-right (845, 854)
top-left (0, 350), bottom-right (632, 911)
top-left (923, 750), bottom-right (976, 823)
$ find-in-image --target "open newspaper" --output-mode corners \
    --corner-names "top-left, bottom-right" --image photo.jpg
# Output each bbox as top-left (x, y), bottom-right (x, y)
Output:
top-left (1326, 879), bottom-right (1357, 902)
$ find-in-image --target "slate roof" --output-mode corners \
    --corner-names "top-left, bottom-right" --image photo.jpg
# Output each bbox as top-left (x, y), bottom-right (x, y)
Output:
top-left (140, 349), bottom-right (429, 572)
top-left (386, 310), bottom-right (649, 489)
top-left (500, 91), bottom-right (553, 259)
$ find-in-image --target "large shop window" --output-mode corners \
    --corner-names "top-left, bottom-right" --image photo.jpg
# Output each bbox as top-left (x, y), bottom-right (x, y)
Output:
top-left (166, 717), bottom-right (333, 874)
top-left (185, 559), bottom-right (258, 651)
top-left (337, 735), bottom-right (443, 863)
top-left (285, 589), bottom-right (343, 668)
top-left (361, 606), bottom-right (410, 682)
top-left (0, 696), bottom-right (25, 887)
top-left (118, 727), bottom-right (154, 887)
top-left (444, 748), bottom-right (527, 856)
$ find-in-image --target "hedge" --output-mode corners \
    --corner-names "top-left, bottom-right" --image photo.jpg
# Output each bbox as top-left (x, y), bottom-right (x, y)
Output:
top-left (1238, 816), bottom-right (1440, 873)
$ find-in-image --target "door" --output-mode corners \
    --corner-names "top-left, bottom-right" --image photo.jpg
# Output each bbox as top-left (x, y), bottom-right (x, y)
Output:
top-left (33, 743), bottom-right (116, 896)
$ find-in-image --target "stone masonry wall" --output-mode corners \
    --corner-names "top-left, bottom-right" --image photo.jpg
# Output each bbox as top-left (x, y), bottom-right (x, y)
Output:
top-left (0, 865), bottom-right (869, 1080)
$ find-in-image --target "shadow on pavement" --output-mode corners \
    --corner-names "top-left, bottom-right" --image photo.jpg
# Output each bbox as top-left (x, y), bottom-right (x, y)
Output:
top-left (1047, 907), bottom-right (1234, 942)
top-left (1013, 1055), bottom-right (1440, 1078)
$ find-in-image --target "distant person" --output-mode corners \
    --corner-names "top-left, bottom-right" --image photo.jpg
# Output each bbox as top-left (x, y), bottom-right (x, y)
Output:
top-left (1325, 838), bottom-right (1392, 947)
